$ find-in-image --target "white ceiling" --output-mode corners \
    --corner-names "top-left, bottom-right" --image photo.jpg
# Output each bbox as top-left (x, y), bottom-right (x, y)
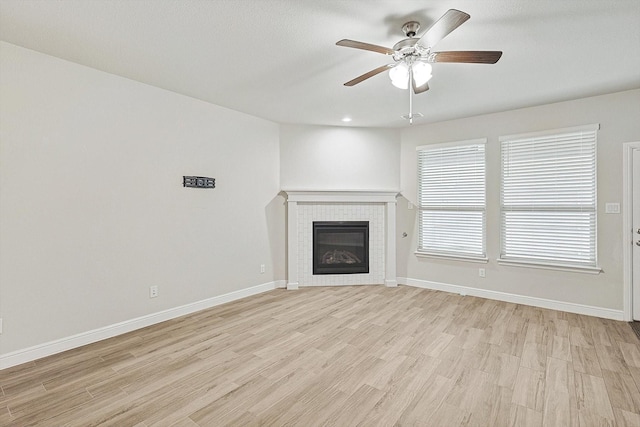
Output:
top-left (1, 0), bottom-right (639, 128)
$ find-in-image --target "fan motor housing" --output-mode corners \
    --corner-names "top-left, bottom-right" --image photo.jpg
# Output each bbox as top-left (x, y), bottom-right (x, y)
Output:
top-left (401, 21), bottom-right (420, 37)
top-left (393, 38), bottom-right (419, 51)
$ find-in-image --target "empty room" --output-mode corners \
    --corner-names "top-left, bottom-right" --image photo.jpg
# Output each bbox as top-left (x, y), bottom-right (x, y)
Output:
top-left (2, 0), bottom-right (640, 425)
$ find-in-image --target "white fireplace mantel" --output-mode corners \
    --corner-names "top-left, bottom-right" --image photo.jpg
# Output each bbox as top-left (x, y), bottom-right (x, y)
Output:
top-left (283, 190), bottom-right (399, 290)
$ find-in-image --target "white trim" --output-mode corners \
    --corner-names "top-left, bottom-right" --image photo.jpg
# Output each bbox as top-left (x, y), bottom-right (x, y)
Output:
top-left (499, 123), bottom-right (600, 142)
top-left (398, 277), bottom-right (623, 321)
top-left (283, 190), bottom-right (399, 204)
top-left (415, 251), bottom-right (489, 263)
top-left (385, 201), bottom-right (397, 286)
top-left (286, 198), bottom-right (299, 290)
top-left (623, 142), bottom-right (640, 321)
top-left (416, 138), bottom-right (486, 151)
top-left (0, 280), bottom-right (283, 370)
top-left (496, 259), bottom-right (602, 274)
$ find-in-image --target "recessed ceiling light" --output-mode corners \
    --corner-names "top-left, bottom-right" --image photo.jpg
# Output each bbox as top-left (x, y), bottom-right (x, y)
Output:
top-left (341, 117), bottom-right (352, 122)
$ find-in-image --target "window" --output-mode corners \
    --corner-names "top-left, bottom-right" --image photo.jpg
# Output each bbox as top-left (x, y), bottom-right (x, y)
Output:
top-left (417, 140), bottom-right (486, 259)
top-left (500, 124), bottom-right (598, 269)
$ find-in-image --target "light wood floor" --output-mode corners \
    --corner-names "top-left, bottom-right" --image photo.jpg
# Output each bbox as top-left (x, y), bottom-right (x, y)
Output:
top-left (2, 285), bottom-right (640, 426)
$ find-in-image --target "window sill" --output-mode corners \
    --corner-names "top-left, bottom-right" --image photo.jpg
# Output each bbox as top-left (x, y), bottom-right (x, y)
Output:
top-left (497, 259), bottom-right (602, 274)
top-left (415, 251), bottom-right (489, 263)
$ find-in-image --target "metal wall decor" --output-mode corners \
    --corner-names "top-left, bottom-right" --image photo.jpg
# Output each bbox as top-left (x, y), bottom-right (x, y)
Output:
top-left (183, 176), bottom-right (215, 189)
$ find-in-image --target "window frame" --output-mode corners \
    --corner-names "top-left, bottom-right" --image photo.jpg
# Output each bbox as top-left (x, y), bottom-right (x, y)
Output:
top-left (415, 138), bottom-right (488, 261)
top-left (498, 124), bottom-right (600, 273)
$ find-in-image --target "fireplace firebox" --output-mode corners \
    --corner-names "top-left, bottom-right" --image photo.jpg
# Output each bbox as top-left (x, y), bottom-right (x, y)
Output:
top-left (313, 221), bottom-right (369, 275)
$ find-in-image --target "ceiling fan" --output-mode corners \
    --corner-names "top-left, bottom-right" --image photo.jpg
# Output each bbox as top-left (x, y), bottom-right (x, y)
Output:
top-left (336, 9), bottom-right (502, 122)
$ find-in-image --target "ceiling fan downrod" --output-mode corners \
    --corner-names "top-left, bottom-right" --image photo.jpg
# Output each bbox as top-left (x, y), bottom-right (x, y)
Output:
top-left (408, 68), bottom-right (414, 124)
top-left (402, 65), bottom-right (424, 125)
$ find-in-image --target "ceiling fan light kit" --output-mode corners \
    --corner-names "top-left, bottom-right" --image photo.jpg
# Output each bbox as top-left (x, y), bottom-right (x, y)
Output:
top-left (336, 9), bottom-right (502, 124)
top-left (389, 61), bottom-right (432, 89)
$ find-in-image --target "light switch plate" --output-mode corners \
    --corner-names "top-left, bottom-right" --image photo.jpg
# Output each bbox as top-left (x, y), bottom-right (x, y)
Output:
top-left (605, 203), bottom-right (620, 214)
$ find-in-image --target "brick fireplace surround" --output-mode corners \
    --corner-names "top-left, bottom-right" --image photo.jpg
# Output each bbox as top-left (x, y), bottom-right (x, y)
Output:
top-left (283, 191), bottom-right (398, 289)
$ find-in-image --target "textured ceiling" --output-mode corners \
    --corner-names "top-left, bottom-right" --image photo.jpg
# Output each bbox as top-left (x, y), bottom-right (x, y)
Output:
top-left (1, 0), bottom-right (639, 128)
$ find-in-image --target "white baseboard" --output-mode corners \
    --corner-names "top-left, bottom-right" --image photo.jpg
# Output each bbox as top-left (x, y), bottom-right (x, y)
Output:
top-left (398, 277), bottom-right (624, 321)
top-left (0, 280), bottom-right (284, 370)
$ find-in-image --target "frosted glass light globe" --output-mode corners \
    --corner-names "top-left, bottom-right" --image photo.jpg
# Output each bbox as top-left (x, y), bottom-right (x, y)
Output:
top-left (389, 63), bottom-right (409, 89)
top-left (412, 62), bottom-right (433, 87)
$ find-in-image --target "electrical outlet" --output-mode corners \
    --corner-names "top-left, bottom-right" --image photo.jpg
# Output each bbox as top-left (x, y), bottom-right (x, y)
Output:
top-left (479, 268), bottom-right (486, 278)
top-left (149, 286), bottom-right (158, 298)
top-left (260, 264), bottom-right (265, 274)
top-left (0, 318), bottom-right (3, 334)
top-left (408, 202), bottom-right (414, 210)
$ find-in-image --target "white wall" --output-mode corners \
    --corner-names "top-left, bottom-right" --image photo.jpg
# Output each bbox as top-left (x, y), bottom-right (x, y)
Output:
top-left (0, 42), bottom-right (284, 357)
top-left (398, 89), bottom-right (640, 312)
top-left (280, 124), bottom-right (400, 191)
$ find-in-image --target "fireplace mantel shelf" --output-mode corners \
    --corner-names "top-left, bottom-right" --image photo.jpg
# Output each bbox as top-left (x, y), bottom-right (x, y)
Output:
top-left (282, 190), bottom-right (400, 203)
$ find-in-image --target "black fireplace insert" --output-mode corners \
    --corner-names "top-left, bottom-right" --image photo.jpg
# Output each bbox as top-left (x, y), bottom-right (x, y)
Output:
top-left (313, 221), bottom-right (369, 275)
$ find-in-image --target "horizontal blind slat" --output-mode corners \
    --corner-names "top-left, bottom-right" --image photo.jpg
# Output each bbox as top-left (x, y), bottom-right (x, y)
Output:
top-left (418, 142), bottom-right (486, 258)
top-left (500, 128), bottom-right (596, 267)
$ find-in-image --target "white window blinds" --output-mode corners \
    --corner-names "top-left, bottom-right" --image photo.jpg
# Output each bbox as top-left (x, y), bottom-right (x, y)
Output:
top-left (500, 124), bottom-right (598, 267)
top-left (417, 140), bottom-right (486, 258)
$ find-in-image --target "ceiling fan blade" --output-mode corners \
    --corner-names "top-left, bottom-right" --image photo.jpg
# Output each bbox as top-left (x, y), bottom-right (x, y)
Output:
top-left (344, 64), bottom-right (392, 86)
top-left (336, 39), bottom-right (395, 55)
top-left (417, 9), bottom-right (470, 49)
top-left (412, 79), bottom-right (429, 94)
top-left (432, 50), bottom-right (503, 64)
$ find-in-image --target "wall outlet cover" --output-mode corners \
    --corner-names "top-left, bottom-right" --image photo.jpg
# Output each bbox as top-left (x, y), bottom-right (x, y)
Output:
top-left (605, 203), bottom-right (620, 214)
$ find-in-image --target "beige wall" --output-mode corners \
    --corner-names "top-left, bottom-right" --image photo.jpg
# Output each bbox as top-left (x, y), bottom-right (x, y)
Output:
top-left (399, 89), bottom-right (640, 311)
top-left (280, 124), bottom-right (401, 191)
top-left (2, 39), bottom-right (638, 361)
top-left (0, 42), bottom-right (284, 355)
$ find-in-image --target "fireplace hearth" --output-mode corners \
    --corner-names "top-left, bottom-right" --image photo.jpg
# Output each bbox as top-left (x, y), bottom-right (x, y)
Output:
top-left (313, 221), bottom-right (369, 275)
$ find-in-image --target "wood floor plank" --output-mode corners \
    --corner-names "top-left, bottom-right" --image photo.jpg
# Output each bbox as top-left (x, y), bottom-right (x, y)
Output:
top-left (510, 404), bottom-right (543, 427)
top-left (542, 357), bottom-right (576, 427)
top-left (571, 344), bottom-right (603, 377)
top-left (619, 341), bottom-right (640, 368)
top-left (601, 368), bottom-right (640, 414)
top-left (521, 342), bottom-right (547, 371)
top-left (395, 373), bottom-right (455, 426)
top-left (318, 383), bottom-right (384, 427)
top-left (1, 285), bottom-right (638, 425)
top-left (356, 354), bottom-right (436, 426)
top-left (468, 382), bottom-right (513, 426)
top-left (511, 366), bottom-right (545, 411)
top-left (479, 344), bottom-right (521, 388)
top-left (614, 407), bottom-right (640, 427)
top-left (574, 371), bottom-right (616, 425)
top-left (549, 335), bottom-right (572, 361)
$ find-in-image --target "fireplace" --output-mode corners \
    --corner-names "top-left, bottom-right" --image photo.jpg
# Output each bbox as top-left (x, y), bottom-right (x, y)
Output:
top-left (313, 221), bottom-right (369, 275)
top-left (284, 190), bottom-right (397, 288)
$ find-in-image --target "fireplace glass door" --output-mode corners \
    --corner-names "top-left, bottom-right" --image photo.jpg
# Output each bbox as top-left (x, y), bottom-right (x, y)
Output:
top-left (313, 221), bottom-right (369, 275)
